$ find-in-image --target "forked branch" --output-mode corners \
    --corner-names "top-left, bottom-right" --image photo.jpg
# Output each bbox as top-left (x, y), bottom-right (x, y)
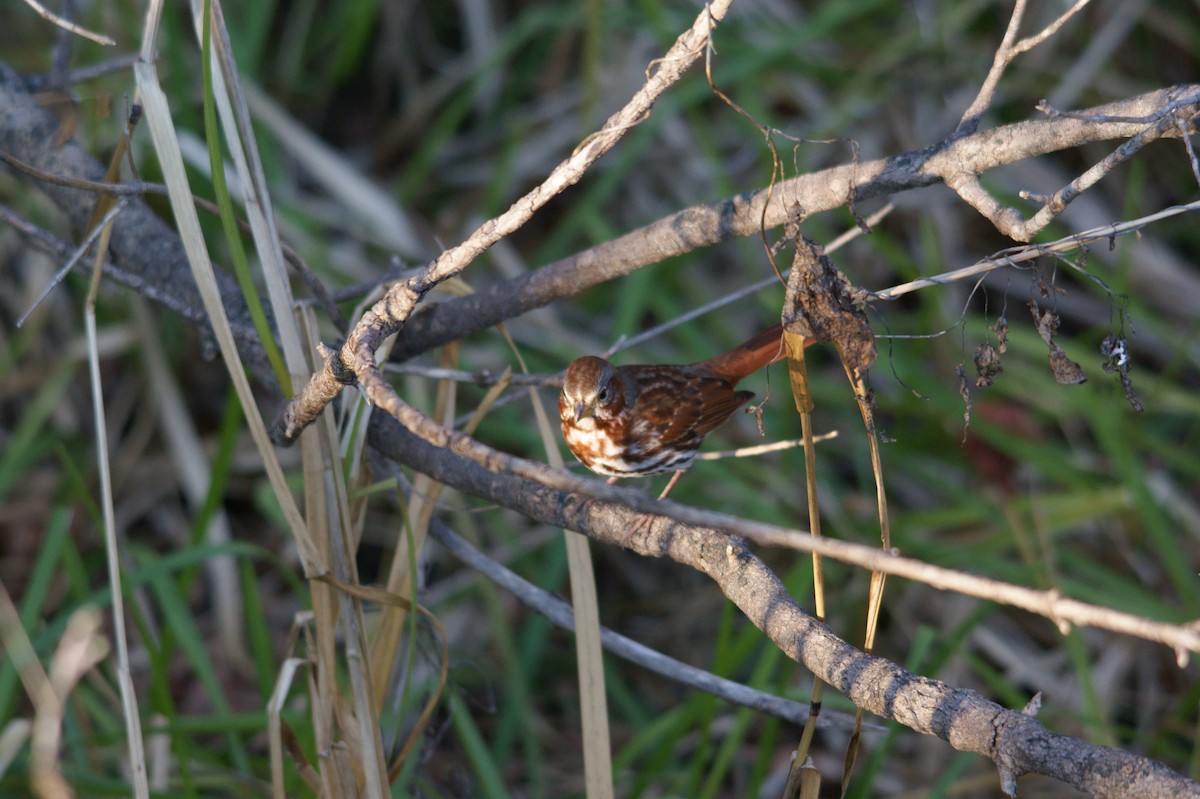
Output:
top-left (272, 0), bottom-right (737, 444)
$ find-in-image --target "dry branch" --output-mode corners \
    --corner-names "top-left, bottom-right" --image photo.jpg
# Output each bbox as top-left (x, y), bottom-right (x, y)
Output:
top-left (367, 416), bottom-right (1197, 799)
top-left (0, 62), bottom-right (274, 380)
top-left (274, 0), bottom-right (738, 443)
top-left (2, 60), bottom-right (1194, 378)
top-left (377, 85), bottom-right (1198, 363)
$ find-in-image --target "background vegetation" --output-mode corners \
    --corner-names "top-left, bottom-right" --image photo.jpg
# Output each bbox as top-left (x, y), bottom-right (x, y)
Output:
top-left (1, 0), bottom-right (1198, 796)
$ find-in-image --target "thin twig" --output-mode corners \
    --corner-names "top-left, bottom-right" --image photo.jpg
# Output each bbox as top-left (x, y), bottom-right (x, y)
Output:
top-left (17, 197), bottom-right (129, 327)
top-left (606, 204), bottom-right (893, 358)
top-left (425, 515), bottom-right (871, 731)
top-left (0, 149), bottom-right (167, 196)
top-left (694, 432), bottom-right (838, 461)
top-left (868, 201), bottom-right (1200, 302)
top-left (384, 363), bottom-right (561, 388)
top-left (25, 53), bottom-right (142, 90)
top-left (1010, 0), bottom-right (1090, 56)
top-left (959, 0), bottom-right (1091, 126)
top-left (20, 0), bottom-right (116, 46)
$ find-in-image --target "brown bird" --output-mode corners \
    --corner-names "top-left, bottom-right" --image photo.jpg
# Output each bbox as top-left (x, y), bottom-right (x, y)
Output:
top-left (559, 322), bottom-right (796, 497)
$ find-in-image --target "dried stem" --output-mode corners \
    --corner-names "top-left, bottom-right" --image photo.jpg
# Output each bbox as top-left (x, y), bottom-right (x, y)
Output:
top-left (19, 0), bottom-right (115, 46)
top-left (958, 0), bottom-right (1091, 128)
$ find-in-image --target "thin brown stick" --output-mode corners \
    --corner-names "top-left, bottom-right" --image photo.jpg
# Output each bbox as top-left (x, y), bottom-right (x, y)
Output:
top-left (20, 0), bottom-right (116, 46)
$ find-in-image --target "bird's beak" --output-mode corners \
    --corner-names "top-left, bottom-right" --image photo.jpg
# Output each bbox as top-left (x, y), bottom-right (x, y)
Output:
top-left (574, 401), bottom-right (592, 423)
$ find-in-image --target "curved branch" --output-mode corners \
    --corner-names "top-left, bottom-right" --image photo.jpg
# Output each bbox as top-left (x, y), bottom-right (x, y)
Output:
top-left (367, 414), bottom-right (1197, 798)
top-left (421, 513), bottom-right (869, 732)
top-left (274, 0), bottom-right (737, 443)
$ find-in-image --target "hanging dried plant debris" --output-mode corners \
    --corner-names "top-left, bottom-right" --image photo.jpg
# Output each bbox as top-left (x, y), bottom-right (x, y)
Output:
top-left (993, 313), bottom-right (1009, 354)
top-left (1101, 334), bottom-right (1144, 412)
top-left (783, 236), bottom-right (876, 378)
top-left (957, 363), bottom-right (972, 440)
top-left (974, 343), bottom-right (1003, 387)
top-left (1028, 301), bottom-right (1087, 385)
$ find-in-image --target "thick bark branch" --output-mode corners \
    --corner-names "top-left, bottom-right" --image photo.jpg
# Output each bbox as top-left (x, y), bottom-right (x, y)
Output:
top-left (0, 62), bottom-right (275, 383)
top-left (367, 414), bottom-right (1197, 799)
top-left (386, 84), bottom-right (1198, 361)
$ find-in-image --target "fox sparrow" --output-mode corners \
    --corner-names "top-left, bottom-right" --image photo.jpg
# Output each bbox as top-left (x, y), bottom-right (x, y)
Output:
top-left (560, 322), bottom-right (793, 496)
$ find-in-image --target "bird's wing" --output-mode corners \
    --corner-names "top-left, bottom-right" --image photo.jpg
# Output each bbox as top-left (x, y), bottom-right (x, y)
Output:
top-left (627, 369), bottom-right (751, 443)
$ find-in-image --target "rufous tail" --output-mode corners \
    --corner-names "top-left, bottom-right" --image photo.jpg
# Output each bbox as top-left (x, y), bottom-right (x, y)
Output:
top-left (701, 321), bottom-right (810, 382)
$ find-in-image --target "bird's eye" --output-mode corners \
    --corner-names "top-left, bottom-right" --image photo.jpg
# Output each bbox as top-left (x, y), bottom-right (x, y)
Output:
top-left (597, 387), bottom-right (609, 402)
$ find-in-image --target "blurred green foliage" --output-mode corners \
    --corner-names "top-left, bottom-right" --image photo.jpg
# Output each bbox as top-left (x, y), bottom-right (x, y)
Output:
top-left (2, 0), bottom-right (1198, 796)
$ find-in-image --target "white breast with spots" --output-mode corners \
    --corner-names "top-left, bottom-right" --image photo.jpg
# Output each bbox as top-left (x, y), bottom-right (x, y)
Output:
top-left (563, 416), bottom-right (634, 475)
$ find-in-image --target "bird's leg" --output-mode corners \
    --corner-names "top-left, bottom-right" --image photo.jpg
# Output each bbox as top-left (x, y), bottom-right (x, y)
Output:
top-left (655, 469), bottom-right (686, 500)
top-left (622, 469), bottom-right (687, 546)
top-left (601, 475), bottom-right (649, 544)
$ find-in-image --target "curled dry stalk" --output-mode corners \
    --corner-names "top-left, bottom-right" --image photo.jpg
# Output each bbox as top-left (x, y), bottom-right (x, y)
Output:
top-left (780, 237), bottom-right (883, 796)
top-left (779, 327), bottom-right (826, 799)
